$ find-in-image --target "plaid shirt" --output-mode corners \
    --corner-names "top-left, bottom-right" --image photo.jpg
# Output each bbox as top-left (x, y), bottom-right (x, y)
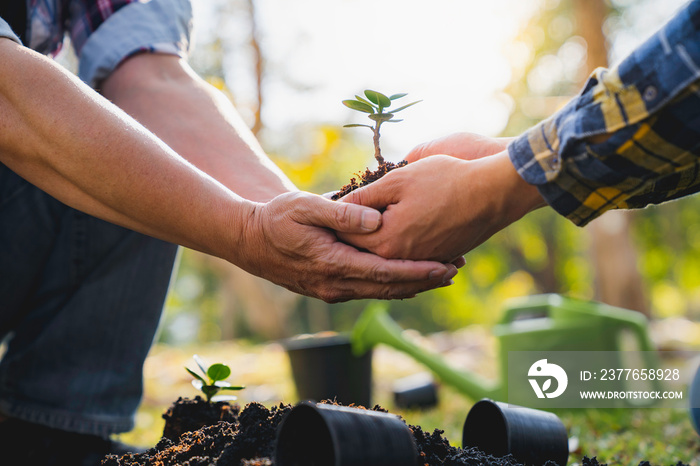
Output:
top-left (509, 0), bottom-right (700, 227)
top-left (0, 0), bottom-right (192, 87)
top-left (26, 0), bottom-right (136, 56)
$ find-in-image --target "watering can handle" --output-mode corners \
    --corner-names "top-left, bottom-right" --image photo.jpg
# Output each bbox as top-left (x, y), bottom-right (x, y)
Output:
top-left (499, 294), bottom-right (565, 324)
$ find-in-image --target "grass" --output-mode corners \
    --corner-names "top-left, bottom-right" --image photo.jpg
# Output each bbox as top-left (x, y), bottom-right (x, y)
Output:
top-left (117, 339), bottom-right (700, 465)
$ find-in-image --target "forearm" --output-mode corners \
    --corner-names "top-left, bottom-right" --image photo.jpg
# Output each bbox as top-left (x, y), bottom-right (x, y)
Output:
top-left (0, 39), bottom-right (251, 261)
top-left (100, 53), bottom-right (295, 202)
top-left (509, 1), bottom-right (700, 226)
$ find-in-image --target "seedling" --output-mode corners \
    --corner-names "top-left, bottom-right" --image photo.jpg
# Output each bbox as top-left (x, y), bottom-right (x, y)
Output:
top-left (342, 90), bottom-right (420, 165)
top-left (185, 354), bottom-right (245, 403)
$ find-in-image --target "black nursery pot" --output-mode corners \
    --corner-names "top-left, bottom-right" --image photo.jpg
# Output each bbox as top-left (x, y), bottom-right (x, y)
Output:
top-left (392, 373), bottom-right (438, 410)
top-left (283, 334), bottom-right (372, 407)
top-left (275, 402), bottom-right (420, 466)
top-left (462, 399), bottom-right (569, 466)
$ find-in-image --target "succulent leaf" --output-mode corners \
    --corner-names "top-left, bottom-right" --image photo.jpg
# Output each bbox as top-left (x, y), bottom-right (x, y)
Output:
top-left (343, 99), bottom-right (375, 113)
top-left (389, 100), bottom-right (422, 113)
top-left (368, 113), bottom-right (395, 122)
top-left (364, 90), bottom-right (391, 108)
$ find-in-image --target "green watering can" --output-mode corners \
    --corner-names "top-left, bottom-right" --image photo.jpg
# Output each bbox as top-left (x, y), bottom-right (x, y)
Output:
top-left (351, 294), bottom-right (658, 403)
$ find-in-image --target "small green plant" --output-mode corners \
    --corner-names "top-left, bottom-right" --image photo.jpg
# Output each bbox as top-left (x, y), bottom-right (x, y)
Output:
top-left (185, 355), bottom-right (245, 403)
top-left (342, 90), bottom-right (420, 165)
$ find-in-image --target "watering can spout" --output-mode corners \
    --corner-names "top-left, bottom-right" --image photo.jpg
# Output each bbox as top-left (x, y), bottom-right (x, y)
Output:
top-left (351, 302), bottom-right (501, 401)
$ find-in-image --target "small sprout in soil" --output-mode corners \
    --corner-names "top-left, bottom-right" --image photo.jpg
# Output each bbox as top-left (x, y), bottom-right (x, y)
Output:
top-left (342, 90), bottom-right (421, 165)
top-left (185, 354), bottom-right (245, 403)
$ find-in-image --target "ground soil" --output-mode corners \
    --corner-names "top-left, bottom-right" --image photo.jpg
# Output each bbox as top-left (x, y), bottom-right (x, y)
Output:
top-left (331, 160), bottom-right (407, 200)
top-left (102, 398), bottom-right (689, 466)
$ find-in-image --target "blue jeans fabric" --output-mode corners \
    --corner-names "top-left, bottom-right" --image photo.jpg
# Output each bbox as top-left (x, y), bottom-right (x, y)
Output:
top-left (0, 163), bottom-right (178, 436)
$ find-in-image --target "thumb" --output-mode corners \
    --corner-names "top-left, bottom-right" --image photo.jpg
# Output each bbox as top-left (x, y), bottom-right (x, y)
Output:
top-left (405, 142), bottom-right (430, 163)
top-left (290, 193), bottom-right (383, 234)
top-left (341, 175), bottom-right (401, 211)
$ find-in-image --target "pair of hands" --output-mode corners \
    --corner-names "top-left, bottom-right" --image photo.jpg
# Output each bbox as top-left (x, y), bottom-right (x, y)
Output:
top-left (236, 133), bottom-right (544, 303)
top-left (97, 51), bottom-right (459, 304)
top-left (338, 133), bottom-right (547, 263)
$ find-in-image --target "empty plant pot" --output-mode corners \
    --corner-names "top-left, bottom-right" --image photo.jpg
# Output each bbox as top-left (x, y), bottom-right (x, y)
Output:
top-left (462, 399), bottom-right (569, 466)
top-left (393, 373), bottom-right (438, 409)
top-left (275, 402), bottom-right (419, 466)
top-left (283, 333), bottom-right (372, 407)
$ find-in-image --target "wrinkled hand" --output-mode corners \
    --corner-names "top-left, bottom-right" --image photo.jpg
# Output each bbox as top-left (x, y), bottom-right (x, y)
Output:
top-left (235, 191), bottom-right (458, 303)
top-left (339, 152), bottom-right (545, 263)
top-left (406, 132), bottom-right (513, 163)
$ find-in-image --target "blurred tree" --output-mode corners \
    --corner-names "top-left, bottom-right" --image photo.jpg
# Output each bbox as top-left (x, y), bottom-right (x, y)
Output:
top-left (162, 0), bottom-right (700, 346)
top-left (573, 0), bottom-right (649, 315)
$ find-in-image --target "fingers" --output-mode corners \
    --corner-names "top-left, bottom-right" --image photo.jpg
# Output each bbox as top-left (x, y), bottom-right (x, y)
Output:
top-left (341, 174), bottom-right (402, 210)
top-left (322, 276), bottom-right (455, 303)
top-left (335, 241), bottom-right (458, 282)
top-left (308, 242), bottom-right (458, 302)
top-left (452, 256), bottom-right (467, 268)
top-left (284, 192), bottom-right (383, 234)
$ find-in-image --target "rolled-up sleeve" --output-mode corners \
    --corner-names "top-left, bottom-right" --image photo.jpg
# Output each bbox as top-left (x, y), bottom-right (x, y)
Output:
top-left (78, 0), bottom-right (193, 88)
top-left (508, 0), bottom-right (700, 226)
top-left (0, 17), bottom-right (21, 44)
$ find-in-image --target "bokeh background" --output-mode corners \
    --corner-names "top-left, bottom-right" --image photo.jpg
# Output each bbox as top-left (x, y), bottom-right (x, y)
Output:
top-left (151, 0), bottom-right (697, 344)
top-left (53, 0), bottom-right (700, 460)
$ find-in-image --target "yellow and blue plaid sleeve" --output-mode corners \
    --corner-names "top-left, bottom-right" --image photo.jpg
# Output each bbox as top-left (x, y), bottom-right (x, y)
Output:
top-left (508, 0), bottom-right (700, 226)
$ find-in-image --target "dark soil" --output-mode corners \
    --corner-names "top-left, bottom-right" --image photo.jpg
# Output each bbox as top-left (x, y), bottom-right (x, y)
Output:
top-left (102, 398), bottom-right (690, 466)
top-left (162, 396), bottom-right (239, 441)
top-left (331, 160), bottom-right (407, 200)
top-left (102, 400), bottom-right (291, 466)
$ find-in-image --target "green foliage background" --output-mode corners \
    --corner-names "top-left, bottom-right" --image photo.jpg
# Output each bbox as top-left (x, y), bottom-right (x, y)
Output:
top-left (158, 0), bottom-right (700, 345)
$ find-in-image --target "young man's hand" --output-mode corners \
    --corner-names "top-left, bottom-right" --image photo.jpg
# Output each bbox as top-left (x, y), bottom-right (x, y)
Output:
top-left (340, 152), bottom-right (545, 263)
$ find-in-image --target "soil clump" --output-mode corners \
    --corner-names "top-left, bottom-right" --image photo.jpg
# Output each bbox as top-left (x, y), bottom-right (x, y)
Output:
top-left (331, 160), bottom-right (407, 200)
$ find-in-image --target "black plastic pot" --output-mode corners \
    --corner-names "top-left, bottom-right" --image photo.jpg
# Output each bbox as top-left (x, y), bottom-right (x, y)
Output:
top-left (283, 333), bottom-right (372, 407)
top-left (275, 401), bottom-right (420, 466)
top-left (462, 399), bottom-right (569, 466)
top-left (392, 373), bottom-right (438, 409)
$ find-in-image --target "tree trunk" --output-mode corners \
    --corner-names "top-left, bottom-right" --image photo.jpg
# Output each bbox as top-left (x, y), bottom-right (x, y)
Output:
top-left (573, 0), bottom-right (649, 315)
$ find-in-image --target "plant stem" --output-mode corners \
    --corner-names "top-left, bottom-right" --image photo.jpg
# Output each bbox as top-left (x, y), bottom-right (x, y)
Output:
top-left (373, 121), bottom-right (384, 165)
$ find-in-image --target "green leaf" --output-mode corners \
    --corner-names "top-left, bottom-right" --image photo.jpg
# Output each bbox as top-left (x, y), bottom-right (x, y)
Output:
top-left (368, 113), bottom-right (395, 122)
top-left (387, 119), bottom-right (404, 123)
top-left (389, 93), bottom-right (408, 100)
top-left (342, 99), bottom-right (375, 113)
top-left (354, 95), bottom-right (377, 108)
top-left (186, 367), bottom-right (206, 384)
top-left (207, 363), bottom-right (231, 382)
top-left (343, 124), bottom-right (373, 129)
top-left (219, 385), bottom-right (246, 391)
top-left (388, 100), bottom-right (421, 113)
top-left (364, 90), bottom-right (391, 108)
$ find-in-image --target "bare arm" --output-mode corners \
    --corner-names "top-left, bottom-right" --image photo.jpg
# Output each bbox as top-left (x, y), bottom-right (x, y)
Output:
top-left (100, 53), bottom-right (292, 202)
top-left (0, 39), bottom-right (241, 255)
top-left (0, 39), bottom-right (455, 301)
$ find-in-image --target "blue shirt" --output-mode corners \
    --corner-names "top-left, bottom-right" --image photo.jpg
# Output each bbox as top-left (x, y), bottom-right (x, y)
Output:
top-left (0, 0), bottom-right (192, 88)
top-left (508, 0), bottom-right (700, 226)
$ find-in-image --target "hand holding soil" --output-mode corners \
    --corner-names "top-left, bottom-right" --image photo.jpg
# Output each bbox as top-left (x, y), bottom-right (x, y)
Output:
top-left (340, 153), bottom-right (546, 263)
top-left (235, 191), bottom-right (456, 302)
